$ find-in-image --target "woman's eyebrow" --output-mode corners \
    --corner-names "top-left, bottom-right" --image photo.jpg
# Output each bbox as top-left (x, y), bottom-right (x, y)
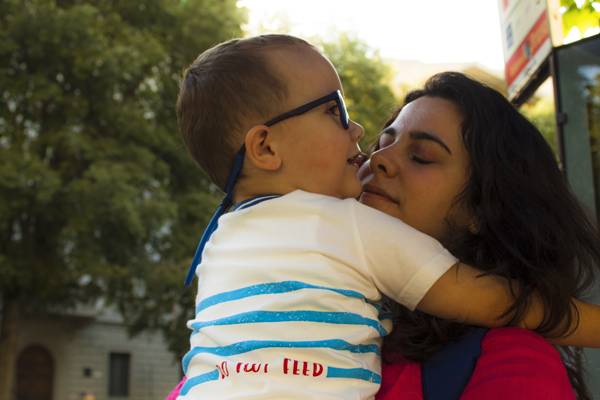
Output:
top-left (409, 131), bottom-right (452, 154)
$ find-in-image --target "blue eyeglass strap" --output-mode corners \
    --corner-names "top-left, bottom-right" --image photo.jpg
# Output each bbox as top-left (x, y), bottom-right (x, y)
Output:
top-left (184, 147), bottom-right (246, 287)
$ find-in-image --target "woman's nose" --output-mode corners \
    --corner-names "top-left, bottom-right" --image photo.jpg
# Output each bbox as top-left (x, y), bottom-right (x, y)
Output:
top-left (370, 149), bottom-right (396, 177)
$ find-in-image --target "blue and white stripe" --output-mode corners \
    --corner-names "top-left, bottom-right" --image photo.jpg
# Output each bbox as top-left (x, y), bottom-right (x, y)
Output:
top-left (191, 310), bottom-right (388, 337)
top-left (196, 280), bottom-right (366, 314)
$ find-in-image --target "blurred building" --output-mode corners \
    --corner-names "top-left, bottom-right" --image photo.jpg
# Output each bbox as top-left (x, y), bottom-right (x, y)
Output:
top-left (13, 305), bottom-right (179, 400)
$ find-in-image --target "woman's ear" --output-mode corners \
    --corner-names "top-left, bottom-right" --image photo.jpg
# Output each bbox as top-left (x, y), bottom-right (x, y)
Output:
top-left (243, 125), bottom-right (282, 171)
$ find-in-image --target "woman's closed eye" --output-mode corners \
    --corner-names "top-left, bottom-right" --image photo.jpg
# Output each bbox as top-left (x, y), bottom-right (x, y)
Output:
top-left (410, 154), bottom-right (434, 165)
top-left (408, 142), bottom-right (436, 165)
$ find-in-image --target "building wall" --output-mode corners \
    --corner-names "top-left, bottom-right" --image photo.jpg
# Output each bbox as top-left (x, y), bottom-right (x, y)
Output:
top-left (16, 314), bottom-right (180, 400)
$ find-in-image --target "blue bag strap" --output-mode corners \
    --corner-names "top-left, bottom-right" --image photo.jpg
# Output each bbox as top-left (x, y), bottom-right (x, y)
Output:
top-left (422, 327), bottom-right (488, 400)
top-left (183, 147), bottom-right (246, 287)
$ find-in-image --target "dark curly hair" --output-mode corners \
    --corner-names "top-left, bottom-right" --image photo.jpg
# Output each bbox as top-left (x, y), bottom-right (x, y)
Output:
top-left (380, 72), bottom-right (599, 399)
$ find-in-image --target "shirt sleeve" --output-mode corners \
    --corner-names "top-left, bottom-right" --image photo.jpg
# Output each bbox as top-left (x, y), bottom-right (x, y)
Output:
top-left (461, 328), bottom-right (576, 400)
top-left (350, 200), bottom-right (457, 310)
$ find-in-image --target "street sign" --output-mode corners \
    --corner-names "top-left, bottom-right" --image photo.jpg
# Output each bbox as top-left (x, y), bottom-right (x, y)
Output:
top-left (498, 0), bottom-right (553, 99)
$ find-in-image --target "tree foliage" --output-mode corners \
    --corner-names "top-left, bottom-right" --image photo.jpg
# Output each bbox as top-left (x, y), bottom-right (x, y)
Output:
top-left (520, 96), bottom-right (559, 157)
top-left (318, 34), bottom-right (398, 147)
top-left (560, 0), bottom-right (599, 38)
top-left (0, 0), bottom-right (245, 389)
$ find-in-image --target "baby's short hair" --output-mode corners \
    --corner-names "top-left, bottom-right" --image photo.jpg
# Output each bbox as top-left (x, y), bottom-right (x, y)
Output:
top-left (177, 34), bottom-right (312, 190)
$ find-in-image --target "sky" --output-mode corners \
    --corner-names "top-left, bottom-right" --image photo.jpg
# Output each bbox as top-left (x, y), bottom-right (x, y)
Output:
top-left (238, 0), bottom-right (505, 72)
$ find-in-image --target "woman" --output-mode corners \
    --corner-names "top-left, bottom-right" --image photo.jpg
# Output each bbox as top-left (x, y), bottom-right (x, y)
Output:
top-left (361, 72), bottom-right (599, 399)
top-left (167, 72), bottom-right (599, 399)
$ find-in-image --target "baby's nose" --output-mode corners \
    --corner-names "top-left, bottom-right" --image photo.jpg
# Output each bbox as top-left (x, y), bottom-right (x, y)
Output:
top-left (349, 120), bottom-right (364, 141)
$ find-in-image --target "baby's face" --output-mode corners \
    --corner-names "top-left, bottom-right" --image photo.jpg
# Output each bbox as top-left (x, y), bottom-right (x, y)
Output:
top-left (266, 46), bottom-right (365, 199)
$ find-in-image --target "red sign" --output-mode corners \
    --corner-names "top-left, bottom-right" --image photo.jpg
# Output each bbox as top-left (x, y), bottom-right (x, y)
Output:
top-left (505, 11), bottom-right (550, 87)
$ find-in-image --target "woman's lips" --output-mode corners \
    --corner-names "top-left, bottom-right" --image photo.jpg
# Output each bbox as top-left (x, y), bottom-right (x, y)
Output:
top-left (360, 184), bottom-right (398, 204)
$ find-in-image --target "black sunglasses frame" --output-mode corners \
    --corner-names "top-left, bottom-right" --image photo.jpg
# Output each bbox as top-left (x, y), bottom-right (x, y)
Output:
top-left (264, 90), bottom-right (349, 129)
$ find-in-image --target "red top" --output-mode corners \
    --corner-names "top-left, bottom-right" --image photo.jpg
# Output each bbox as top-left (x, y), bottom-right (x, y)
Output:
top-left (376, 327), bottom-right (575, 400)
top-left (166, 328), bottom-right (574, 399)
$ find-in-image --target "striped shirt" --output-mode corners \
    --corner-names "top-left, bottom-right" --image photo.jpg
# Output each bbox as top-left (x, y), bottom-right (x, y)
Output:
top-left (181, 190), bottom-right (456, 399)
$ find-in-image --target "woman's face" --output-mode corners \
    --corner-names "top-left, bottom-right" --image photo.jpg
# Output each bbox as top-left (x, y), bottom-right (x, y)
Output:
top-left (358, 96), bottom-right (471, 241)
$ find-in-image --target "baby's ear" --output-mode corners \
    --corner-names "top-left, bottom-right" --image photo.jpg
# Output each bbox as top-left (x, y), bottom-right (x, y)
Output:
top-left (243, 125), bottom-right (282, 171)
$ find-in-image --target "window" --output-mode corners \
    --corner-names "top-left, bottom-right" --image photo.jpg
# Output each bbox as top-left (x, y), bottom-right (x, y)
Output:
top-left (109, 352), bottom-right (130, 397)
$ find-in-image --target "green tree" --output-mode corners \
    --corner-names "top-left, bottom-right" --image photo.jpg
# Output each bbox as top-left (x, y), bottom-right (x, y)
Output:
top-left (520, 96), bottom-right (559, 157)
top-left (319, 34), bottom-right (399, 147)
top-left (561, 0), bottom-right (599, 39)
top-left (0, 0), bottom-right (245, 395)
